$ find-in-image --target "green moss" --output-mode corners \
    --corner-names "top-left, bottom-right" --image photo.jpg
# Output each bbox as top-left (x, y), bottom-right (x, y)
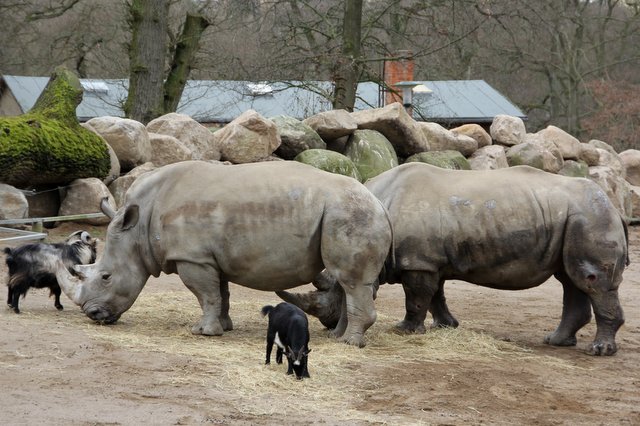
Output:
top-left (0, 66), bottom-right (110, 187)
top-left (294, 149), bottom-right (362, 181)
top-left (405, 150), bottom-right (471, 170)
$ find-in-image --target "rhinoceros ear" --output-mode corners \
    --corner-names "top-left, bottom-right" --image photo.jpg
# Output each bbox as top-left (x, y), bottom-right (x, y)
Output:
top-left (121, 205), bottom-right (139, 231)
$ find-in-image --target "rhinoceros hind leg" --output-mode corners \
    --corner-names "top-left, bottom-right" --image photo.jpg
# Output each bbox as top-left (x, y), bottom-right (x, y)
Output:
top-left (219, 280), bottom-right (233, 331)
top-left (544, 272), bottom-right (592, 347)
top-left (334, 281), bottom-right (376, 347)
top-left (429, 282), bottom-right (459, 329)
top-left (396, 271), bottom-right (439, 334)
top-left (586, 290), bottom-right (624, 356)
top-left (177, 262), bottom-right (225, 336)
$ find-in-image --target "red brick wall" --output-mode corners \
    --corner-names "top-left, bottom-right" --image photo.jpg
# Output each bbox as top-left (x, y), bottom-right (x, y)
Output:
top-left (384, 50), bottom-right (414, 105)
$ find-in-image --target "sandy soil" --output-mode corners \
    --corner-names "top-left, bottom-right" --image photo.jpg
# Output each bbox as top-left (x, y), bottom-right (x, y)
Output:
top-left (1, 223), bottom-right (639, 425)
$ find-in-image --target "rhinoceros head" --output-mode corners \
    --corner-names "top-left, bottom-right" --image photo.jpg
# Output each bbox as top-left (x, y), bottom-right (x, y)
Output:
top-left (56, 199), bottom-right (150, 324)
top-left (276, 270), bottom-right (345, 329)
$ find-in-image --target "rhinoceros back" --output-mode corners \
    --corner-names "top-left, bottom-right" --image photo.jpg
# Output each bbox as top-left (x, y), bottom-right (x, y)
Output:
top-left (124, 161), bottom-right (392, 290)
top-left (366, 163), bottom-right (626, 289)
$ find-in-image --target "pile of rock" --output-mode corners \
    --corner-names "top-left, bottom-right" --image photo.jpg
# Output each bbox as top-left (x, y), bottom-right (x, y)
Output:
top-left (1, 102), bottom-right (639, 224)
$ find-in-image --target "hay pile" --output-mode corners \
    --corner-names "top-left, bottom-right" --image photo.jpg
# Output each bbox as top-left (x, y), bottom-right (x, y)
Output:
top-left (17, 284), bottom-right (577, 422)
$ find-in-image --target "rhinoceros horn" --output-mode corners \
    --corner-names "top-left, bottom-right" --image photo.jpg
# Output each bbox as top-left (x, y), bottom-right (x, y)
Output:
top-left (100, 197), bottom-right (116, 220)
top-left (276, 289), bottom-right (342, 329)
top-left (276, 271), bottom-right (344, 329)
top-left (54, 259), bottom-right (85, 305)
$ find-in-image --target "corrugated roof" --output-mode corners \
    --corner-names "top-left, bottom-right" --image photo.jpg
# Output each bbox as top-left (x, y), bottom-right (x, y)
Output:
top-left (410, 80), bottom-right (526, 124)
top-left (1, 75), bottom-right (525, 124)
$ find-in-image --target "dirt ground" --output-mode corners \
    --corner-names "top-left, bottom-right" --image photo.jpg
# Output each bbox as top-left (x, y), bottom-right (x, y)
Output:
top-left (1, 223), bottom-right (639, 426)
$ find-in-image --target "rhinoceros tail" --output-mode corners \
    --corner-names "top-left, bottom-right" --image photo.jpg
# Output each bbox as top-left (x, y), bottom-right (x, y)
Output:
top-left (376, 198), bottom-right (395, 273)
top-left (261, 305), bottom-right (274, 317)
top-left (622, 215), bottom-right (630, 266)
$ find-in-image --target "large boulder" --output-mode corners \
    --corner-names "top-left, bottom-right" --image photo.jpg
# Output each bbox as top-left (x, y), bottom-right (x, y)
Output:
top-left (619, 149), bottom-right (640, 186)
top-left (490, 114), bottom-right (526, 146)
top-left (558, 160), bottom-right (589, 178)
top-left (506, 140), bottom-right (564, 173)
top-left (0, 66), bottom-right (111, 187)
top-left (294, 149), bottom-right (361, 181)
top-left (419, 122), bottom-right (477, 156)
top-left (578, 143), bottom-right (601, 166)
top-left (214, 110), bottom-right (280, 163)
top-left (537, 125), bottom-right (583, 160)
top-left (148, 132), bottom-right (192, 167)
top-left (630, 185), bottom-right (640, 219)
top-left (594, 148), bottom-right (625, 177)
top-left (59, 178), bottom-right (115, 225)
top-left (588, 166), bottom-right (632, 219)
top-left (351, 102), bottom-right (429, 157)
top-left (451, 124), bottom-right (492, 149)
top-left (0, 184), bottom-right (29, 220)
top-left (108, 162), bottom-right (156, 208)
top-left (405, 150), bottom-right (471, 170)
top-left (81, 122), bottom-right (121, 186)
top-left (343, 130), bottom-right (399, 182)
top-left (85, 116), bottom-right (151, 173)
top-left (147, 112), bottom-right (221, 161)
top-left (468, 145), bottom-right (509, 170)
top-left (271, 115), bottom-right (326, 160)
top-left (303, 109), bottom-right (357, 141)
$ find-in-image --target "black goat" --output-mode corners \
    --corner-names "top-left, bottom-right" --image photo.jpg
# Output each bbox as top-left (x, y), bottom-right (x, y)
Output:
top-left (261, 302), bottom-right (311, 380)
top-left (4, 230), bottom-right (97, 314)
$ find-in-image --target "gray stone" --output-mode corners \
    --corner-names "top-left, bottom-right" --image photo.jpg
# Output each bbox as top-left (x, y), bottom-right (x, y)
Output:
top-left (271, 115), bottom-right (326, 160)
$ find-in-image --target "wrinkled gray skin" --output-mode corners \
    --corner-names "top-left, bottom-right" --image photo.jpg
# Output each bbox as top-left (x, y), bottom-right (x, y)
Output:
top-left (55, 160), bottom-right (392, 347)
top-left (279, 163), bottom-right (628, 355)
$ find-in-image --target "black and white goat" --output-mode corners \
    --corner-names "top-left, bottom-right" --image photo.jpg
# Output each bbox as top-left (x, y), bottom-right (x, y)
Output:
top-left (261, 302), bottom-right (311, 380)
top-left (4, 230), bottom-right (98, 314)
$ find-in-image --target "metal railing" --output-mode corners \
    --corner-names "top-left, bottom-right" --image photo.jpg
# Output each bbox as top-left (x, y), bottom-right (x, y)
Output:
top-left (0, 212), bottom-right (106, 243)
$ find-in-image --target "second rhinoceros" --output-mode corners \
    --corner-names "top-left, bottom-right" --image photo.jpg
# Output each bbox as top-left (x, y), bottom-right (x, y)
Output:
top-left (55, 160), bottom-right (392, 347)
top-left (279, 163), bottom-right (628, 355)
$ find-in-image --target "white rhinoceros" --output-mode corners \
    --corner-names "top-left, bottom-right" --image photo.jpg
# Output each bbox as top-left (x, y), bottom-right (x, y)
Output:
top-left (278, 163), bottom-right (628, 355)
top-left (56, 160), bottom-right (392, 347)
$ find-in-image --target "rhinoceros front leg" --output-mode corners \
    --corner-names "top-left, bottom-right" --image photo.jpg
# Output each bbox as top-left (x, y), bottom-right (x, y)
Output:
top-left (396, 271), bottom-right (440, 334)
top-left (176, 262), bottom-right (225, 336)
top-left (544, 272), bottom-right (592, 348)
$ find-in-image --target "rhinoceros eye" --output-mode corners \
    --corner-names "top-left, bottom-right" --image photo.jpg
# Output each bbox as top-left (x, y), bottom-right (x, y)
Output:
top-left (102, 273), bottom-right (112, 281)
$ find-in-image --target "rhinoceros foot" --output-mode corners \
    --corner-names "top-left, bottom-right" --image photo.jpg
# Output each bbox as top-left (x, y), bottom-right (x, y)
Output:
top-left (543, 332), bottom-right (577, 347)
top-left (431, 317), bottom-right (459, 329)
top-left (587, 340), bottom-right (617, 356)
top-left (340, 333), bottom-right (367, 348)
top-left (191, 320), bottom-right (224, 336)
top-left (220, 315), bottom-right (233, 331)
top-left (394, 320), bottom-right (427, 334)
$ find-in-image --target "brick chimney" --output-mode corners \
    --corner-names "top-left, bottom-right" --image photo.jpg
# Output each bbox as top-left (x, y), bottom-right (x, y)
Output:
top-left (384, 50), bottom-right (414, 105)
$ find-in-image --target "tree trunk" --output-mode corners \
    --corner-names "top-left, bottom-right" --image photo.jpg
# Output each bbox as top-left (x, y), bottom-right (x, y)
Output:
top-left (163, 13), bottom-right (210, 114)
top-left (333, 0), bottom-right (363, 111)
top-left (124, 0), bottom-right (168, 124)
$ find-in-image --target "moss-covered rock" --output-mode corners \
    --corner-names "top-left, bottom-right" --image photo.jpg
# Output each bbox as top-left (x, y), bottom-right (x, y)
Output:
top-left (558, 160), bottom-right (589, 178)
top-left (344, 129), bottom-right (398, 182)
top-left (405, 150), bottom-right (471, 170)
top-left (294, 149), bottom-right (362, 181)
top-left (0, 66), bottom-right (111, 187)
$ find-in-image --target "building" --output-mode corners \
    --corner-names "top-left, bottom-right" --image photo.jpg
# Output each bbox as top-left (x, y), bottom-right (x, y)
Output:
top-left (0, 74), bottom-right (525, 127)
